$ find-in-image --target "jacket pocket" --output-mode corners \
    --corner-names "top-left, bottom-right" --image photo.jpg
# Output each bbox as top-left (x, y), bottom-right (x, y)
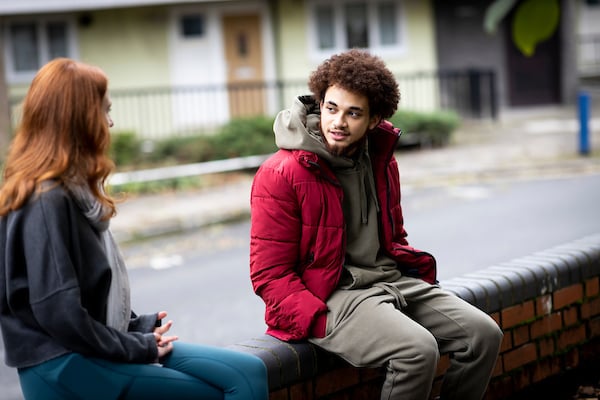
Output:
top-left (393, 245), bottom-right (438, 284)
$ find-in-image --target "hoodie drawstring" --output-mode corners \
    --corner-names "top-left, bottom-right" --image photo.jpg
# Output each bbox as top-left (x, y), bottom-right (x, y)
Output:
top-left (358, 163), bottom-right (368, 224)
top-left (360, 151), bottom-right (380, 224)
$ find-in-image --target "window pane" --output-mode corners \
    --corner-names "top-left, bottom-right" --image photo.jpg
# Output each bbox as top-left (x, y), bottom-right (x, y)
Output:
top-left (378, 3), bottom-right (397, 45)
top-left (10, 23), bottom-right (39, 71)
top-left (315, 5), bottom-right (335, 49)
top-left (47, 22), bottom-right (68, 59)
top-left (345, 3), bottom-right (368, 48)
top-left (181, 15), bottom-right (205, 37)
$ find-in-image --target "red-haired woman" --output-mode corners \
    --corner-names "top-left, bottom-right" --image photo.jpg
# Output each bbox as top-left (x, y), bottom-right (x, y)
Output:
top-left (0, 58), bottom-right (268, 400)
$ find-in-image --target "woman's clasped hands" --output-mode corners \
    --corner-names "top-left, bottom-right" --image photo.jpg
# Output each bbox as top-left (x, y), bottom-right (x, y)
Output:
top-left (154, 311), bottom-right (179, 359)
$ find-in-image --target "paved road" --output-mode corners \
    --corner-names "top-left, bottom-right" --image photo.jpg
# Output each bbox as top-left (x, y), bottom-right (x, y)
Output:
top-left (401, 175), bottom-right (600, 281)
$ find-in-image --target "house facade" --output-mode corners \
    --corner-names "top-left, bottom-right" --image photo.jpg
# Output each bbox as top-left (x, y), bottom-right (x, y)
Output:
top-left (2, 0), bottom-right (275, 136)
top-left (1, 0), bottom-right (440, 138)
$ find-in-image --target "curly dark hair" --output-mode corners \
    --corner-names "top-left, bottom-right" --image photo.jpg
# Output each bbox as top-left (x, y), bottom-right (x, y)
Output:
top-left (308, 49), bottom-right (400, 119)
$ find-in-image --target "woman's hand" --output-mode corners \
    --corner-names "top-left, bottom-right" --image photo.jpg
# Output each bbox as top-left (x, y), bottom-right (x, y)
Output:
top-left (153, 311), bottom-right (178, 359)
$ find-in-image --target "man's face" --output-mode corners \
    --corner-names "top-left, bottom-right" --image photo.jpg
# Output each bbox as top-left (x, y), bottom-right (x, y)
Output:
top-left (319, 85), bottom-right (379, 157)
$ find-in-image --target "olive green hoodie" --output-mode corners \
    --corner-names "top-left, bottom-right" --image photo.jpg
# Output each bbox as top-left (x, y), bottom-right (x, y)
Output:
top-left (274, 96), bottom-right (401, 288)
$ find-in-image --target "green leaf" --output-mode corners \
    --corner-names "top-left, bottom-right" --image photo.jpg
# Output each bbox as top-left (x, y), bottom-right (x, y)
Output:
top-left (484, 0), bottom-right (518, 34)
top-left (512, 0), bottom-right (559, 56)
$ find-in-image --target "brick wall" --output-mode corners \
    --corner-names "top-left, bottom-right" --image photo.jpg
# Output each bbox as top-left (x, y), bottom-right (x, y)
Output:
top-left (230, 234), bottom-right (600, 399)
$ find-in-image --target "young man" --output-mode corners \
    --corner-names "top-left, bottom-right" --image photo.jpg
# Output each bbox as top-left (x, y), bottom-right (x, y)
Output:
top-left (249, 49), bottom-right (503, 400)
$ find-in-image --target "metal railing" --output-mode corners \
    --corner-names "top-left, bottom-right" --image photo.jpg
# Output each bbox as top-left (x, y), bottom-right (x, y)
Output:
top-left (9, 68), bottom-right (497, 140)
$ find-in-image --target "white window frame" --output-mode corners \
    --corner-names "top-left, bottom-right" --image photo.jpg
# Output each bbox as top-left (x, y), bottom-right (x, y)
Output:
top-left (306, 0), bottom-right (406, 60)
top-left (3, 15), bottom-right (78, 84)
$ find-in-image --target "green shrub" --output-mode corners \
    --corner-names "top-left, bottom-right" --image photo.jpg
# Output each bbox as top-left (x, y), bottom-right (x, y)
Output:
top-left (117, 116), bottom-right (276, 168)
top-left (147, 135), bottom-right (215, 165)
top-left (389, 109), bottom-right (460, 147)
top-left (110, 111), bottom-right (457, 172)
top-left (209, 115), bottom-right (276, 159)
top-left (110, 131), bottom-right (141, 166)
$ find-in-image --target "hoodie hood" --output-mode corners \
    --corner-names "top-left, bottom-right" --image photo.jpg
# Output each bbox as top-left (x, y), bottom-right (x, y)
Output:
top-left (274, 95), bottom-right (334, 160)
top-left (274, 95), bottom-right (365, 171)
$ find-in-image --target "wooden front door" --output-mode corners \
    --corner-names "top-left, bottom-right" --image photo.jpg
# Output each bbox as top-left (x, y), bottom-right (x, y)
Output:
top-left (222, 14), bottom-right (265, 117)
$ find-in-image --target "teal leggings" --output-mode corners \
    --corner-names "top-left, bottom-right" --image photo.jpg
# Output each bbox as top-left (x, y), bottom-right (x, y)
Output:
top-left (18, 342), bottom-right (268, 400)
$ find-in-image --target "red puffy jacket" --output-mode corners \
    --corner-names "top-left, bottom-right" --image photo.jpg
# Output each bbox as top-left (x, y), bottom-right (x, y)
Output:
top-left (249, 120), bottom-right (437, 341)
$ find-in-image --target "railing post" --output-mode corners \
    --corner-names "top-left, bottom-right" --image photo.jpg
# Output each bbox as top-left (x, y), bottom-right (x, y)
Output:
top-left (468, 69), bottom-right (482, 118)
top-left (488, 70), bottom-right (498, 120)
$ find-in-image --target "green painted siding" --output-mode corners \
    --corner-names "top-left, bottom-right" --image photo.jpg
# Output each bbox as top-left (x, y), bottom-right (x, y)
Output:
top-left (385, 0), bottom-right (437, 73)
top-left (78, 6), bottom-right (171, 89)
top-left (276, 0), bottom-right (312, 82)
top-left (274, 0), bottom-right (437, 78)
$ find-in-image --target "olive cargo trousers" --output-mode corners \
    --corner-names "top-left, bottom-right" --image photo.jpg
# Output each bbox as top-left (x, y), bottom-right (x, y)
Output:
top-left (310, 276), bottom-right (503, 400)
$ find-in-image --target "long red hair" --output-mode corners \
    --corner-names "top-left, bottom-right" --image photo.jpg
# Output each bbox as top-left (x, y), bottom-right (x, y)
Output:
top-left (0, 58), bottom-right (116, 218)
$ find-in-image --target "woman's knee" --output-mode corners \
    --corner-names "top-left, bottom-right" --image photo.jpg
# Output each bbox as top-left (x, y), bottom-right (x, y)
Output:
top-left (236, 351), bottom-right (268, 379)
top-left (167, 343), bottom-right (266, 376)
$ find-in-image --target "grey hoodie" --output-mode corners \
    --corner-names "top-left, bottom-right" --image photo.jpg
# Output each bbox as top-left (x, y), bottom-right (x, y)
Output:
top-left (274, 96), bottom-right (401, 289)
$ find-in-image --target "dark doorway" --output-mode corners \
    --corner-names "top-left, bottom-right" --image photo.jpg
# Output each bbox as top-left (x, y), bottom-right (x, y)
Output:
top-left (505, 5), bottom-right (561, 106)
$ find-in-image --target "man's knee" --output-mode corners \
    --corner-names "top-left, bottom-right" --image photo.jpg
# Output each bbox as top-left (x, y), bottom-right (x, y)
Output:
top-left (419, 335), bottom-right (441, 366)
top-left (390, 334), bottom-right (439, 374)
top-left (473, 314), bottom-right (503, 354)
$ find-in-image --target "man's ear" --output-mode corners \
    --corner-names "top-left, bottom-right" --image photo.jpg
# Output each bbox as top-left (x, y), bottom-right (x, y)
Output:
top-left (369, 115), bottom-right (382, 130)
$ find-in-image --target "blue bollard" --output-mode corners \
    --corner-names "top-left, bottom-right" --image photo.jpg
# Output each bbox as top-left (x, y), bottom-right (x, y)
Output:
top-left (578, 91), bottom-right (590, 156)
